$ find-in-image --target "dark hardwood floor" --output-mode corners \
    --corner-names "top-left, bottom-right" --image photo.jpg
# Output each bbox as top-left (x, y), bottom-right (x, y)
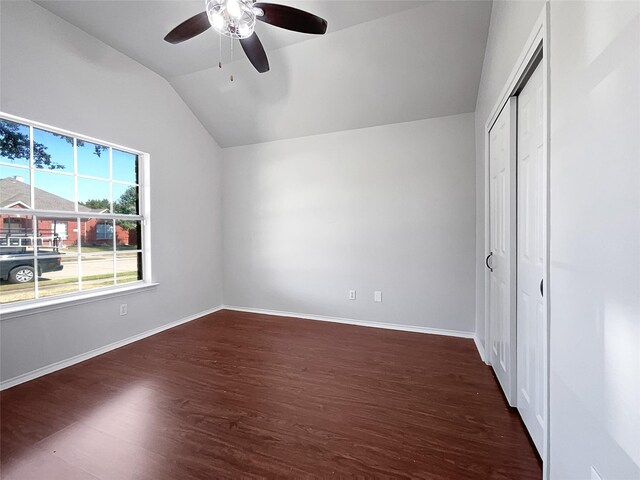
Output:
top-left (1, 310), bottom-right (541, 479)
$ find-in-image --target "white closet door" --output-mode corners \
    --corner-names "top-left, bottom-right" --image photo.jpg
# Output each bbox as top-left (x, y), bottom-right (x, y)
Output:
top-left (488, 97), bottom-right (517, 406)
top-left (516, 63), bottom-right (546, 455)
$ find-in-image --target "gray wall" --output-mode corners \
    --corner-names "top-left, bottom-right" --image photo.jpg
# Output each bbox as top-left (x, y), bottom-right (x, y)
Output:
top-left (549, 1), bottom-right (639, 478)
top-left (476, 1), bottom-right (640, 478)
top-left (223, 113), bottom-right (476, 333)
top-left (0, 1), bottom-right (224, 382)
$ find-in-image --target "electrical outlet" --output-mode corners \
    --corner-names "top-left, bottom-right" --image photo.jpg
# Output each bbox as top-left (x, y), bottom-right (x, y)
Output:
top-left (349, 290), bottom-right (356, 300)
top-left (119, 304), bottom-right (128, 316)
top-left (374, 291), bottom-right (382, 303)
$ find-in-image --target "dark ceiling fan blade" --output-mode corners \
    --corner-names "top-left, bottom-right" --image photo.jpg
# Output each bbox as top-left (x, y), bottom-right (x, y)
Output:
top-left (253, 3), bottom-right (328, 35)
top-left (164, 11), bottom-right (211, 44)
top-left (239, 32), bottom-right (270, 73)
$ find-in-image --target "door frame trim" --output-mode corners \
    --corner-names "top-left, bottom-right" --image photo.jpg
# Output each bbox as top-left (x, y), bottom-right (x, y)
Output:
top-left (482, 4), bottom-right (550, 477)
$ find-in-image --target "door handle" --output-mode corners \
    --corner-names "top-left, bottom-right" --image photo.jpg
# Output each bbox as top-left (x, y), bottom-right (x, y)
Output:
top-left (485, 252), bottom-right (494, 272)
top-left (540, 279), bottom-right (544, 297)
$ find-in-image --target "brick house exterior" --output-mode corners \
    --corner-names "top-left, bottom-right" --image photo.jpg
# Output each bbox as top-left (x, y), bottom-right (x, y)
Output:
top-left (0, 176), bottom-right (138, 248)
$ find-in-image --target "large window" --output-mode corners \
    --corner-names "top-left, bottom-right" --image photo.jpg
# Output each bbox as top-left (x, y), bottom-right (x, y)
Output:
top-left (0, 113), bottom-right (149, 308)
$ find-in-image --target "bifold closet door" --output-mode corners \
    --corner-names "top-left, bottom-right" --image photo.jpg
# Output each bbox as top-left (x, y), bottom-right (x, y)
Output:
top-left (488, 97), bottom-right (517, 406)
top-left (516, 62), bottom-right (546, 456)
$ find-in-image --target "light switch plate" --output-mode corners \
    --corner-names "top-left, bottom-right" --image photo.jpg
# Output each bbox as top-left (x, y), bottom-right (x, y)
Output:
top-left (374, 291), bottom-right (382, 303)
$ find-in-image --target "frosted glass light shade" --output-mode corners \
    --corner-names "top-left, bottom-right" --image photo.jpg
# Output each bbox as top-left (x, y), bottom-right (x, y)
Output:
top-left (206, 0), bottom-right (256, 39)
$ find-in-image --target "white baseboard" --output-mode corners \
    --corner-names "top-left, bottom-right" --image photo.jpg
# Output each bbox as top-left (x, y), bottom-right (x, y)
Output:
top-left (473, 335), bottom-right (487, 363)
top-left (0, 305), bottom-right (224, 391)
top-left (222, 305), bottom-right (475, 339)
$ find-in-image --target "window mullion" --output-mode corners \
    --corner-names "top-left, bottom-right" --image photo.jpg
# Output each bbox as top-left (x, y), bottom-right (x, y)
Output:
top-left (112, 218), bottom-right (116, 286)
top-left (29, 125), bottom-right (34, 209)
top-left (73, 138), bottom-right (78, 212)
top-left (78, 217), bottom-right (83, 291)
top-left (0, 209), bottom-right (143, 221)
top-left (33, 214), bottom-right (39, 299)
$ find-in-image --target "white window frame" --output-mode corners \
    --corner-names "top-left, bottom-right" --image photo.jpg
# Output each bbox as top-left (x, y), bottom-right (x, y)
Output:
top-left (0, 111), bottom-right (154, 316)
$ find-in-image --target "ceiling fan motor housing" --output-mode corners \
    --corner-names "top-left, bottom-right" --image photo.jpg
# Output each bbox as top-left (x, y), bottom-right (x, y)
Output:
top-left (206, 0), bottom-right (256, 39)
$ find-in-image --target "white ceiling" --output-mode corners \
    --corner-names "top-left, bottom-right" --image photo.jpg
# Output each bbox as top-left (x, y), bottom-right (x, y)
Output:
top-left (36, 0), bottom-right (492, 147)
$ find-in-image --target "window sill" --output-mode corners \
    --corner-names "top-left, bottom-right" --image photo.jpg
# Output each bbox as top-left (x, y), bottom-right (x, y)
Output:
top-left (0, 282), bottom-right (159, 320)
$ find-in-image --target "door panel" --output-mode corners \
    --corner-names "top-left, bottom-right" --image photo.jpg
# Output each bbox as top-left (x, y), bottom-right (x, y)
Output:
top-left (517, 62), bottom-right (546, 455)
top-left (488, 97), bottom-right (517, 406)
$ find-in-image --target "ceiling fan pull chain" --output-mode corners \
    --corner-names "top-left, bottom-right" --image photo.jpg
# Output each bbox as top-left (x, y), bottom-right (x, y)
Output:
top-left (218, 33), bottom-right (222, 69)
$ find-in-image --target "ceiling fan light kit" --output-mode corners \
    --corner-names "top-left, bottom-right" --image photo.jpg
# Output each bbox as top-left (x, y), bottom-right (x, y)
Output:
top-left (164, 0), bottom-right (328, 74)
top-left (206, 0), bottom-right (256, 39)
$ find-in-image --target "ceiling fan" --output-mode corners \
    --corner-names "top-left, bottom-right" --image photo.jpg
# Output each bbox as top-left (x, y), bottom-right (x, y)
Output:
top-left (164, 0), bottom-right (328, 74)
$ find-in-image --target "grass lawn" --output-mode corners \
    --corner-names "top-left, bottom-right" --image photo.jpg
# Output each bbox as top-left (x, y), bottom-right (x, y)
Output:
top-left (0, 271), bottom-right (139, 303)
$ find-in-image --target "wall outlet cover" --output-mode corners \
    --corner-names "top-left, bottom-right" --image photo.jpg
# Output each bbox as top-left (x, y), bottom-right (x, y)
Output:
top-left (374, 291), bottom-right (382, 303)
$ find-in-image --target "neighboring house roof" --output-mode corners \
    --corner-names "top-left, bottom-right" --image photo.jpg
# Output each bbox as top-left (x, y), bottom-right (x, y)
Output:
top-left (2, 200), bottom-right (31, 209)
top-left (0, 176), bottom-right (98, 213)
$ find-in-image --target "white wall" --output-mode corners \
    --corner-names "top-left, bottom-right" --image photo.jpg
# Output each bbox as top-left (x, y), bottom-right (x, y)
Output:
top-left (0, 1), bottom-right (224, 382)
top-left (223, 113), bottom-right (476, 333)
top-left (473, 0), bottom-right (545, 351)
top-left (549, 1), bottom-right (640, 478)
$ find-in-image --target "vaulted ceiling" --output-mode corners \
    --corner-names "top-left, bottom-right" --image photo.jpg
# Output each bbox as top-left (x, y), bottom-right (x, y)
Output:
top-left (36, 1), bottom-right (492, 147)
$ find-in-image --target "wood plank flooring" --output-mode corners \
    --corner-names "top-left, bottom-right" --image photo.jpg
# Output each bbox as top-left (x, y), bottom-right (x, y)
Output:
top-left (1, 310), bottom-right (541, 479)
